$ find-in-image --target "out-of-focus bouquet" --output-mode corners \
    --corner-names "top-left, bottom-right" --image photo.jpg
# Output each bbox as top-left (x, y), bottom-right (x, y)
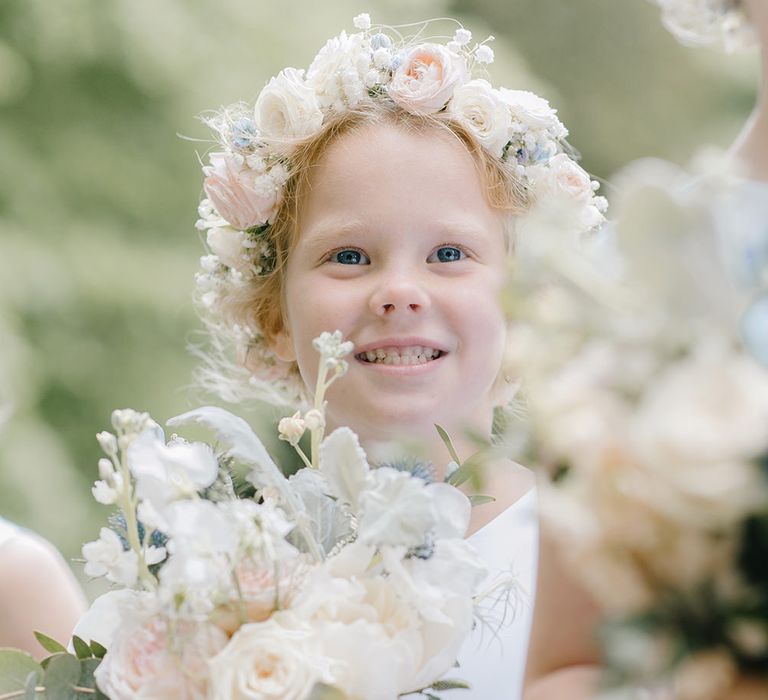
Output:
top-left (0, 332), bottom-right (492, 700)
top-left (506, 158), bottom-right (768, 698)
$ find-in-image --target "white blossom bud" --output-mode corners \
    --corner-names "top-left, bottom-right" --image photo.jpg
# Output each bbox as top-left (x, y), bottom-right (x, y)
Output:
top-left (446, 41), bottom-right (461, 53)
top-left (303, 409), bottom-right (325, 432)
top-left (91, 480), bottom-right (118, 505)
top-left (278, 411), bottom-right (306, 445)
top-left (373, 47), bottom-right (391, 69)
top-left (96, 431), bottom-right (118, 456)
top-left (475, 45), bottom-right (494, 64)
top-left (453, 28), bottom-right (472, 45)
top-left (352, 13), bottom-right (371, 30)
top-left (98, 458), bottom-right (115, 480)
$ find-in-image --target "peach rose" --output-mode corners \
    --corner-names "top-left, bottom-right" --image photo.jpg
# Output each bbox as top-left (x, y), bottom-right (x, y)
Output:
top-left (388, 43), bottom-right (468, 115)
top-left (203, 152), bottom-right (279, 230)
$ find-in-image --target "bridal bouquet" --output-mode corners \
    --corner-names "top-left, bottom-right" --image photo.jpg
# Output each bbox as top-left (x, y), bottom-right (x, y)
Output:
top-left (0, 332), bottom-right (488, 700)
top-left (506, 159), bottom-right (768, 698)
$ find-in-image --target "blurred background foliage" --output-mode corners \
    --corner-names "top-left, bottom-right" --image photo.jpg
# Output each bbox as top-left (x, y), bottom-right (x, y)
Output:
top-left (0, 0), bottom-right (758, 598)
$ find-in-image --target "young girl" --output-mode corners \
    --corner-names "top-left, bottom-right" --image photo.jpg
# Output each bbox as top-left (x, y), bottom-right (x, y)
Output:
top-left (194, 14), bottom-right (605, 697)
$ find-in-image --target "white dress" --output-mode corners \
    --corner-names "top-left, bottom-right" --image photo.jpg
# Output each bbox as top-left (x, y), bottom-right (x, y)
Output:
top-left (455, 488), bottom-right (539, 699)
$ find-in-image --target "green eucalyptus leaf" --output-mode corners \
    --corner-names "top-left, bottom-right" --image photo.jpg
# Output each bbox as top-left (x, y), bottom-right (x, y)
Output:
top-left (88, 642), bottom-right (107, 660)
top-left (43, 654), bottom-right (80, 700)
top-left (434, 424), bottom-right (461, 465)
top-left (468, 494), bottom-right (495, 507)
top-left (71, 637), bottom-right (91, 661)
top-left (446, 462), bottom-right (478, 488)
top-left (77, 658), bottom-right (104, 699)
top-left (33, 632), bottom-right (67, 656)
top-left (0, 649), bottom-right (43, 693)
top-left (23, 669), bottom-right (42, 700)
top-left (430, 678), bottom-right (471, 691)
top-left (77, 658), bottom-right (100, 687)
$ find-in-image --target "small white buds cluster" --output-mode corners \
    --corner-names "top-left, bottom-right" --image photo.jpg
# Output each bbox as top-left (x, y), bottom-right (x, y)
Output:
top-left (92, 452), bottom-right (124, 505)
top-left (277, 408), bottom-right (327, 446)
top-left (313, 330), bottom-right (355, 376)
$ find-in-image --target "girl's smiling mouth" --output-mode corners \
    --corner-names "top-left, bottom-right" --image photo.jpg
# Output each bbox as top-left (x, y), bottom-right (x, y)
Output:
top-left (356, 345), bottom-right (446, 365)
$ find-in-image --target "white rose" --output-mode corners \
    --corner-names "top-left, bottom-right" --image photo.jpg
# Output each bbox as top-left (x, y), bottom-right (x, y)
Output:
top-left (206, 226), bottom-right (247, 271)
top-left (388, 43), bottom-right (469, 115)
top-left (357, 468), bottom-right (435, 548)
top-left (500, 88), bottom-right (566, 136)
top-left (306, 31), bottom-right (372, 111)
top-left (254, 67), bottom-right (323, 150)
top-left (631, 343), bottom-right (768, 526)
top-left (448, 79), bottom-right (511, 156)
top-left (532, 154), bottom-right (594, 206)
top-left (95, 618), bottom-right (227, 700)
top-left (208, 613), bottom-right (340, 700)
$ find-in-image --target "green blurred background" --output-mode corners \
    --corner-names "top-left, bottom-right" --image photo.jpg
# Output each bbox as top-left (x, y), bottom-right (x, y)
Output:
top-left (0, 0), bottom-right (758, 598)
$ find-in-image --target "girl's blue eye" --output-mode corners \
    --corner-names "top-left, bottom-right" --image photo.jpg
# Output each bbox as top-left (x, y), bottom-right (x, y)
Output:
top-left (332, 249), bottom-right (370, 265)
top-left (429, 246), bottom-right (465, 263)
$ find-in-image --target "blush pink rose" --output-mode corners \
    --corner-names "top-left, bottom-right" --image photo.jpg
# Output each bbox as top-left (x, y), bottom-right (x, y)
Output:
top-left (94, 617), bottom-right (228, 700)
top-left (203, 152), bottom-right (280, 230)
top-left (388, 43), bottom-right (468, 115)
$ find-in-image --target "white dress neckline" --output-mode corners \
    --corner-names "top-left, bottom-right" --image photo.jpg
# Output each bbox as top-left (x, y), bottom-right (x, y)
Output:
top-left (454, 487), bottom-right (539, 699)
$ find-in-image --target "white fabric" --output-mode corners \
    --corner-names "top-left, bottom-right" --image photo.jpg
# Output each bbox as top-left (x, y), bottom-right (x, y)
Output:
top-left (456, 488), bottom-right (539, 699)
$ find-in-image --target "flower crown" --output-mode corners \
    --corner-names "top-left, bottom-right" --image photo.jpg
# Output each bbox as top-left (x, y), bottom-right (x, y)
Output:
top-left (193, 14), bottom-right (608, 407)
top-left (652, 0), bottom-right (755, 51)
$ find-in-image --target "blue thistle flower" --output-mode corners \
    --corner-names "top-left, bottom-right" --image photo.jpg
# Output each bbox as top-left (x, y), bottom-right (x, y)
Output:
top-left (407, 530), bottom-right (436, 560)
top-left (375, 457), bottom-right (435, 484)
top-left (108, 511), bottom-right (168, 552)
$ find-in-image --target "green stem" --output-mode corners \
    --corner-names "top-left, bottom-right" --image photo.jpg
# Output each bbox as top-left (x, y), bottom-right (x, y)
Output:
top-left (310, 361), bottom-right (330, 468)
top-left (116, 446), bottom-right (156, 589)
top-left (293, 443), bottom-right (313, 470)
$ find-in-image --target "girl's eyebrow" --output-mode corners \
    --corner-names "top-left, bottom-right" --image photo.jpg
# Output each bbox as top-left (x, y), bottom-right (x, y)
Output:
top-left (299, 219), bottom-right (368, 253)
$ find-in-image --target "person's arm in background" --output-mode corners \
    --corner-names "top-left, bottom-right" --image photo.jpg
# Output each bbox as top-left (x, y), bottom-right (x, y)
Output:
top-left (523, 526), bottom-right (602, 700)
top-left (730, 0), bottom-right (768, 181)
top-left (0, 531), bottom-right (87, 659)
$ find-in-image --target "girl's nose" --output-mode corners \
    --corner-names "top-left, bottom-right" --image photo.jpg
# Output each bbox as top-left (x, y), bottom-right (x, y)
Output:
top-left (368, 275), bottom-right (431, 317)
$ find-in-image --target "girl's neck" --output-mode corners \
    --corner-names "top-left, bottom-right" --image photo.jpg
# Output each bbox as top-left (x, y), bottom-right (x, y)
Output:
top-left (730, 0), bottom-right (768, 181)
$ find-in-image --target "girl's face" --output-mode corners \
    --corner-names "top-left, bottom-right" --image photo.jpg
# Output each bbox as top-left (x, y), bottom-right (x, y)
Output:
top-left (275, 123), bottom-right (509, 445)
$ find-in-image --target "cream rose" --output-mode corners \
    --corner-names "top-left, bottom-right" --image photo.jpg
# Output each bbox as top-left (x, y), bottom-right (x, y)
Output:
top-left (388, 43), bottom-right (468, 115)
top-left (529, 154), bottom-right (594, 207)
top-left (254, 67), bottom-right (323, 149)
top-left (499, 88), bottom-right (566, 135)
top-left (630, 344), bottom-right (768, 528)
top-left (95, 618), bottom-right (228, 700)
top-left (203, 153), bottom-right (279, 230)
top-left (306, 31), bottom-right (371, 111)
top-left (207, 613), bottom-right (339, 700)
top-left (448, 79), bottom-right (511, 157)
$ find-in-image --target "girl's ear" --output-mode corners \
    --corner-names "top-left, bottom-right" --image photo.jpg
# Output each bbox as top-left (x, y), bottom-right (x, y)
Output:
top-left (271, 328), bottom-right (297, 363)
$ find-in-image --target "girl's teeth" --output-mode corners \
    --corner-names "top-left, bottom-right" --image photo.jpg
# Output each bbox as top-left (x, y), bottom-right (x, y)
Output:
top-left (359, 346), bottom-right (442, 365)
